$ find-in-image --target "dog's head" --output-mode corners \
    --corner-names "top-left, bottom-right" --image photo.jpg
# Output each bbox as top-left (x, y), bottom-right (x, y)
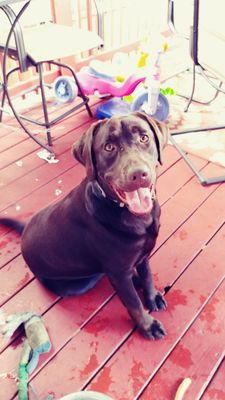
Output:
top-left (72, 112), bottom-right (168, 216)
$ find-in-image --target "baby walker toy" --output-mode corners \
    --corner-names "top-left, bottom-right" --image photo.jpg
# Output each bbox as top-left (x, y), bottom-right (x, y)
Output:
top-left (53, 46), bottom-right (170, 122)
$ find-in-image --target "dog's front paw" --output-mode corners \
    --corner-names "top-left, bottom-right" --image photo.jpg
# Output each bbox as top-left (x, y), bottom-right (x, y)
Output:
top-left (140, 318), bottom-right (166, 340)
top-left (144, 291), bottom-right (167, 312)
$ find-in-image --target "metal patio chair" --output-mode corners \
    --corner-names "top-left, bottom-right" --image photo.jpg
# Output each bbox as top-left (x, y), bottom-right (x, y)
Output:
top-left (168, 0), bottom-right (225, 185)
top-left (0, 0), bottom-right (104, 155)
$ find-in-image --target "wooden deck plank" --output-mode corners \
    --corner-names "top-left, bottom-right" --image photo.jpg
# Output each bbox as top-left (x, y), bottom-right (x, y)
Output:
top-left (0, 163), bottom-right (86, 237)
top-left (156, 155), bottom-right (207, 206)
top-left (0, 111), bottom-right (99, 211)
top-left (0, 255), bottom-right (33, 307)
top-left (0, 98), bottom-right (100, 172)
top-left (201, 360), bottom-right (225, 400)
top-left (0, 128), bottom-right (28, 154)
top-left (0, 138), bottom-right (40, 171)
top-left (0, 231), bottom-right (21, 269)
top-left (151, 182), bottom-right (225, 290)
top-left (157, 144), bottom-right (182, 176)
top-left (0, 123), bottom-right (17, 139)
top-left (0, 114), bottom-right (78, 184)
top-left (0, 119), bottom-right (84, 191)
top-left (139, 278), bottom-right (225, 400)
top-left (84, 225), bottom-right (225, 400)
top-left (156, 162), bottom-right (223, 249)
top-left (0, 149), bottom-right (75, 213)
top-left (0, 99), bottom-right (66, 152)
top-left (0, 95), bottom-right (100, 150)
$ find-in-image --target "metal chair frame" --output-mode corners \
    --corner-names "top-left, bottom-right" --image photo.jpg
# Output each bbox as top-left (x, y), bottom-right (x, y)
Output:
top-left (168, 0), bottom-right (225, 185)
top-left (0, 1), bottom-right (97, 155)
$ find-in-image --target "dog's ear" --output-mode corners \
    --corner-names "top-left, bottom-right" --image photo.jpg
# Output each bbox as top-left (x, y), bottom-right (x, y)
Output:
top-left (72, 119), bottom-right (106, 179)
top-left (134, 111), bottom-right (169, 164)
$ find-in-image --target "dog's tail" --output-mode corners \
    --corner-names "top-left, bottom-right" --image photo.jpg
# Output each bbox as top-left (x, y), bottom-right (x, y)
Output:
top-left (0, 217), bottom-right (25, 235)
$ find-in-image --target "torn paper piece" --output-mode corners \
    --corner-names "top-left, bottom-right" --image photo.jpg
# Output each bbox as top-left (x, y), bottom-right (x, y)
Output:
top-left (37, 149), bottom-right (59, 164)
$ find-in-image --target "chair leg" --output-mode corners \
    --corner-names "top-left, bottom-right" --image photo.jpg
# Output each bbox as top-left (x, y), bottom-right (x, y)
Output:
top-left (184, 62), bottom-right (197, 112)
top-left (70, 67), bottom-right (93, 118)
top-left (177, 77), bottom-right (222, 106)
top-left (184, 63), bottom-right (225, 113)
top-left (37, 63), bottom-right (52, 146)
top-left (169, 134), bottom-right (225, 186)
top-left (0, 66), bottom-right (21, 122)
top-left (171, 122), bottom-right (225, 186)
top-left (0, 84), bottom-right (6, 122)
top-left (2, 65), bottom-right (54, 155)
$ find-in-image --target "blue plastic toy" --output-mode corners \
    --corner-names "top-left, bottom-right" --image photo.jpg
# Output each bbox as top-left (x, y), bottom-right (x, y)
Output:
top-left (96, 93), bottom-right (169, 121)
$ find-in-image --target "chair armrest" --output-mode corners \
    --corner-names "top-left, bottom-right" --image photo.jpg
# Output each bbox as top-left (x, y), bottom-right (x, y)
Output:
top-left (0, 4), bottom-right (29, 72)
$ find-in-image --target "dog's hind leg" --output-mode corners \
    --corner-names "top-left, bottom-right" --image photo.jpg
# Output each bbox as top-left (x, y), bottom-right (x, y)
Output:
top-left (39, 274), bottom-right (104, 297)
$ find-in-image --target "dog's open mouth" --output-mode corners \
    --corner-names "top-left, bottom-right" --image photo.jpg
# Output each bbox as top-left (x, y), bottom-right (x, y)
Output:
top-left (113, 185), bottom-right (155, 215)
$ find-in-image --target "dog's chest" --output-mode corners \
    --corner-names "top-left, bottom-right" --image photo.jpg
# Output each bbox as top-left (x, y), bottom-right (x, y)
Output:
top-left (128, 215), bottom-right (160, 267)
top-left (84, 188), bottom-right (160, 268)
top-left (134, 224), bottom-right (158, 264)
top-left (105, 219), bottom-right (158, 269)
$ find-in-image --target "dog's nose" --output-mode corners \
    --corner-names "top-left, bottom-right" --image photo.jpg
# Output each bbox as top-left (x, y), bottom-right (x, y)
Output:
top-left (128, 167), bottom-right (151, 186)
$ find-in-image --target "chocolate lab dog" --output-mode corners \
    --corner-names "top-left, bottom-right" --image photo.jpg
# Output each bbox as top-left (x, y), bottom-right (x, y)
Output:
top-left (0, 111), bottom-right (168, 340)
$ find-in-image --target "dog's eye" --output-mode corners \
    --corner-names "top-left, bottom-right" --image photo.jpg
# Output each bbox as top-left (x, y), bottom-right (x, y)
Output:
top-left (140, 134), bottom-right (149, 143)
top-left (104, 143), bottom-right (116, 152)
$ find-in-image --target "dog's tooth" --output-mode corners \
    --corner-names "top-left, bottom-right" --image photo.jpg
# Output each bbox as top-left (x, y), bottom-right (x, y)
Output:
top-left (151, 188), bottom-right (156, 200)
top-left (119, 202), bottom-right (125, 207)
top-left (99, 186), bottom-right (106, 197)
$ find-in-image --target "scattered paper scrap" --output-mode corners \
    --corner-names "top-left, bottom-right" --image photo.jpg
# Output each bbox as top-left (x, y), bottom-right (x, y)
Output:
top-left (55, 189), bottom-right (62, 196)
top-left (0, 371), bottom-right (17, 381)
top-left (15, 160), bottom-right (23, 167)
top-left (37, 149), bottom-right (59, 164)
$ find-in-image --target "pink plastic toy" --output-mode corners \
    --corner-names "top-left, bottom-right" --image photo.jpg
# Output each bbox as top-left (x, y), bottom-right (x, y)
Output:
top-left (76, 66), bottom-right (146, 97)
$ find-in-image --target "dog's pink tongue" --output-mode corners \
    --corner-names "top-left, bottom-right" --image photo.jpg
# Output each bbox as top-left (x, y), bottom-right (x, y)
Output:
top-left (125, 187), bottom-right (153, 215)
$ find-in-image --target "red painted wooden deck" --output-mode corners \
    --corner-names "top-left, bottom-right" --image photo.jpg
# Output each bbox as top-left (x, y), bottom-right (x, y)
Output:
top-left (0, 96), bottom-right (225, 400)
